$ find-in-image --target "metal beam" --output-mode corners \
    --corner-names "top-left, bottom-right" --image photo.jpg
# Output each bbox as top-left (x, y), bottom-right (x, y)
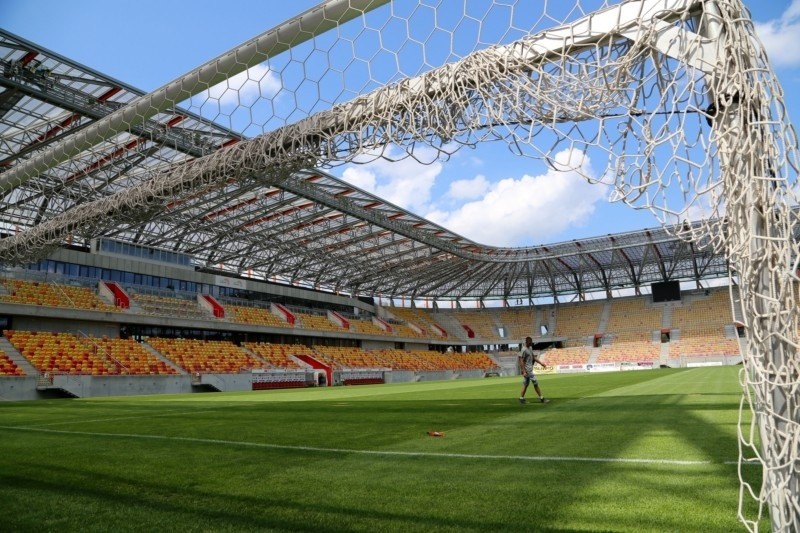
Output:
top-left (0, 0), bottom-right (391, 193)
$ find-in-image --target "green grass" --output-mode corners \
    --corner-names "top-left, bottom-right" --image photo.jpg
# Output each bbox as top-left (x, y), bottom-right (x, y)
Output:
top-left (0, 367), bottom-right (765, 532)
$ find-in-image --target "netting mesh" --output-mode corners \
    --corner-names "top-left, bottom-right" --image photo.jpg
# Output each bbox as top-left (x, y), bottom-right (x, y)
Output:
top-left (0, 0), bottom-right (798, 529)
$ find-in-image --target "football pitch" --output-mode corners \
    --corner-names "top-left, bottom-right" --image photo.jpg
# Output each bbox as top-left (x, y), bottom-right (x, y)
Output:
top-left (0, 366), bottom-right (764, 532)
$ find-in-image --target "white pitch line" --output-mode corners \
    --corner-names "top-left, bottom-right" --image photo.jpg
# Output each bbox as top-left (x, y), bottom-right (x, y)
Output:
top-left (22, 409), bottom-right (219, 428)
top-left (0, 425), bottom-right (738, 466)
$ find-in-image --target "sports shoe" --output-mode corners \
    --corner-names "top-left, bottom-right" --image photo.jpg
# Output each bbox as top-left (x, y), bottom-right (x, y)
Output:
top-left (519, 398), bottom-right (527, 404)
top-left (540, 397), bottom-right (550, 404)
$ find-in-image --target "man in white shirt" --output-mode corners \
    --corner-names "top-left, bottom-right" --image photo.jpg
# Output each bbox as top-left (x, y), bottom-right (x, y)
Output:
top-left (518, 336), bottom-right (550, 404)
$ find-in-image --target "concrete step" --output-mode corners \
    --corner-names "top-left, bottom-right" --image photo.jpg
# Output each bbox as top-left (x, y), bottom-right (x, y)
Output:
top-left (0, 336), bottom-right (37, 376)
top-left (140, 341), bottom-right (185, 374)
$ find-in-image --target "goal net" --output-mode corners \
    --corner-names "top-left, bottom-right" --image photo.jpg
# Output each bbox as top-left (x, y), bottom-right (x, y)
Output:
top-left (0, 1), bottom-right (797, 529)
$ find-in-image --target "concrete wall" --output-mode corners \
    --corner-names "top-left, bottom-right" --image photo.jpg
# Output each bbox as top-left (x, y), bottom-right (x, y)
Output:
top-left (12, 316), bottom-right (118, 337)
top-left (405, 342), bottom-right (430, 351)
top-left (457, 370), bottom-right (485, 379)
top-left (416, 371), bottom-right (453, 381)
top-left (0, 374), bottom-right (245, 400)
top-left (360, 339), bottom-right (397, 350)
top-left (385, 370), bottom-right (415, 383)
top-left (0, 377), bottom-right (40, 401)
top-left (50, 374), bottom-right (193, 397)
top-left (0, 369), bottom-right (492, 400)
top-left (198, 373), bottom-right (252, 392)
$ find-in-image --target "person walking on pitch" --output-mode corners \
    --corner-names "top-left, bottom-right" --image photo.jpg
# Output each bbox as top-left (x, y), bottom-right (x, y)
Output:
top-left (518, 336), bottom-right (549, 404)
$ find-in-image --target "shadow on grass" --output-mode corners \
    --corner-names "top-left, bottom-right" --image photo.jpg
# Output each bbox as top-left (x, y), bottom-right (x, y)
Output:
top-left (0, 368), bottom-right (758, 531)
top-left (1, 462), bottom-right (608, 532)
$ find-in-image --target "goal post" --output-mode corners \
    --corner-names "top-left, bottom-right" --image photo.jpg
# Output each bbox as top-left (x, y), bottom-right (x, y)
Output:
top-left (694, 3), bottom-right (799, 530)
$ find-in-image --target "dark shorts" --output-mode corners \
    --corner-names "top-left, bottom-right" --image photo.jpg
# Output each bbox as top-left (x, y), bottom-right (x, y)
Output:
top-left (521, 374), bottom-right (538, 386)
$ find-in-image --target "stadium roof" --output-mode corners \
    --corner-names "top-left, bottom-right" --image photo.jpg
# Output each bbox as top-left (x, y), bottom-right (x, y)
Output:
top-left (0, 27), bottom-right (732, 302)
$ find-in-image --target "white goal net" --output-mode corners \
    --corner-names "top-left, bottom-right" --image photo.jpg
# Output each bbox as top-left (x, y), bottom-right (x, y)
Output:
top-left (0, 1), bottom-right (797, 529)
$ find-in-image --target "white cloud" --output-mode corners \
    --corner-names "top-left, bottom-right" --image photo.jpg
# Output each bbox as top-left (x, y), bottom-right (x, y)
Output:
top-left (338, 145), bottom-right (609, 248)
top-left (551, 148), bottom-right (589, 172)
top-left (425, 149), bottom-right (609, 246)
top-left (446, 174), bottom-right (490, 200)
top-left (191, 64), bottom-right (281, 110)
top-left (340, 166), bottom-right (376, 192)
top-left (679, 194), bottom-right (725, 224)
top-left (340, 145), bottom-right (443, 212)
top-left (754, 0), bottom-right (800, 68)
top-left (783, 0), bottom-right (800, 22)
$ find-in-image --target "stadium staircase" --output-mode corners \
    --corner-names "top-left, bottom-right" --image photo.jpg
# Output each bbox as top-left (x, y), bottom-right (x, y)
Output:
top-left (193, 374), bottom-right (228, 392)
top-left (536, 307), bottom-right (555, 337)
top-left (660, 304), bottom-right (673, 330)
top-left (140, 341), bottom-right (185, 374)
top-left (432, 312), bottom-right (469, 341)
top-left (730, 286), bottom-right (744, 323)
top-left (125, 299), bottom-right (146, 315)
top-left (659, 342), bottom-right (671, 367)
top-left (0, 336), bottom-right (36, 376)
top-left (485, 309), bottom-right (505, 339)
top-left (583, 301), bottom-right (612, 365)
top-left (597, 301), bottom-right (612, 332)
top-left (533, 308), bottom-right (544, 336)
top-left (587, 346), bottom-right (601, 365)
top-left (483, 352), bottom-right (504, 376)
top-left (546, 308), bottom-right (556, 336)
top-left (75, 331), bottom-right (128, 374)
top-left (240, 345), bottom-right (271, 367)
top-left (42, 376), bottom-right (82, 397)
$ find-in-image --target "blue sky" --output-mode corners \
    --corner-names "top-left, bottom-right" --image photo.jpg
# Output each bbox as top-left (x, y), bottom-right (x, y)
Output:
top-left (2, 0), bottom-right (799, 248)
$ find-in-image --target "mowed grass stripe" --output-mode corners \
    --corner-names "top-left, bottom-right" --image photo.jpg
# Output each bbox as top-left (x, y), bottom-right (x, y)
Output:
top-left (0, 366), bottom-right (758, 532)
top-left (0, 423), bottom-right (731, 466)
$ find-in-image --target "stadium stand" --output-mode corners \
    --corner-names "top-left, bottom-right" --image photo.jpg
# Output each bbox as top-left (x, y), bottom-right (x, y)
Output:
top-left (228, 305), bottom-right (289, 328)
top-left (498, 307), bottom-right (536, 341)
top-left (383, 349), bottom-right (495, 372)
top-left (386, 306), bottom-right (451, 337)
top-left (540, 346), bottom-right (591, 366)
top-left (91, 337), bottom-right (179, 375)
top-left (294, 311), bottom-right (344, 332)
top-left (410, 350), bottom-right (456, 370)
top-left (669, 334), bottom-right (741, 358)
top-left (0, 350), bottom-right (24, 376)
top-left (450, 310), bottom-right (500, 340)
top-left (375, 349), bottom-right (433, 371)
top-left (596, 333), bottom-right (661, 363)
top-left (348, 318), bottom-right (391, 336)
top-left (242, 342), bottom-right (305, 369)
top-left (6, 330), bottom-right (139, 375)
top-left (671, 290), bottom-right (733, 330)
top-left (0, 279), bottom-right (118, 312)
top-left (129, 292), bottom-right (210, 320)
top-left (669, 290), bottom-right (740, 358)
top-left (598, 298), bottom-right (662, 363)
top-left (553, 301), bottom-right (604, 340)
top-left (605, 298), bottom-right (662, 334)
top-left (146, 338), bottom-right (267, 373)
top-left (440, 351), bottom-right (499, 372)
top-left (308, 346), bottom-right (389, 384)
top-left (312, 345), bottom-right (387, 369)
top-left (427, 311), bottom-right (471, 340)
top-left (387, 321), bottom-right (427, 339)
